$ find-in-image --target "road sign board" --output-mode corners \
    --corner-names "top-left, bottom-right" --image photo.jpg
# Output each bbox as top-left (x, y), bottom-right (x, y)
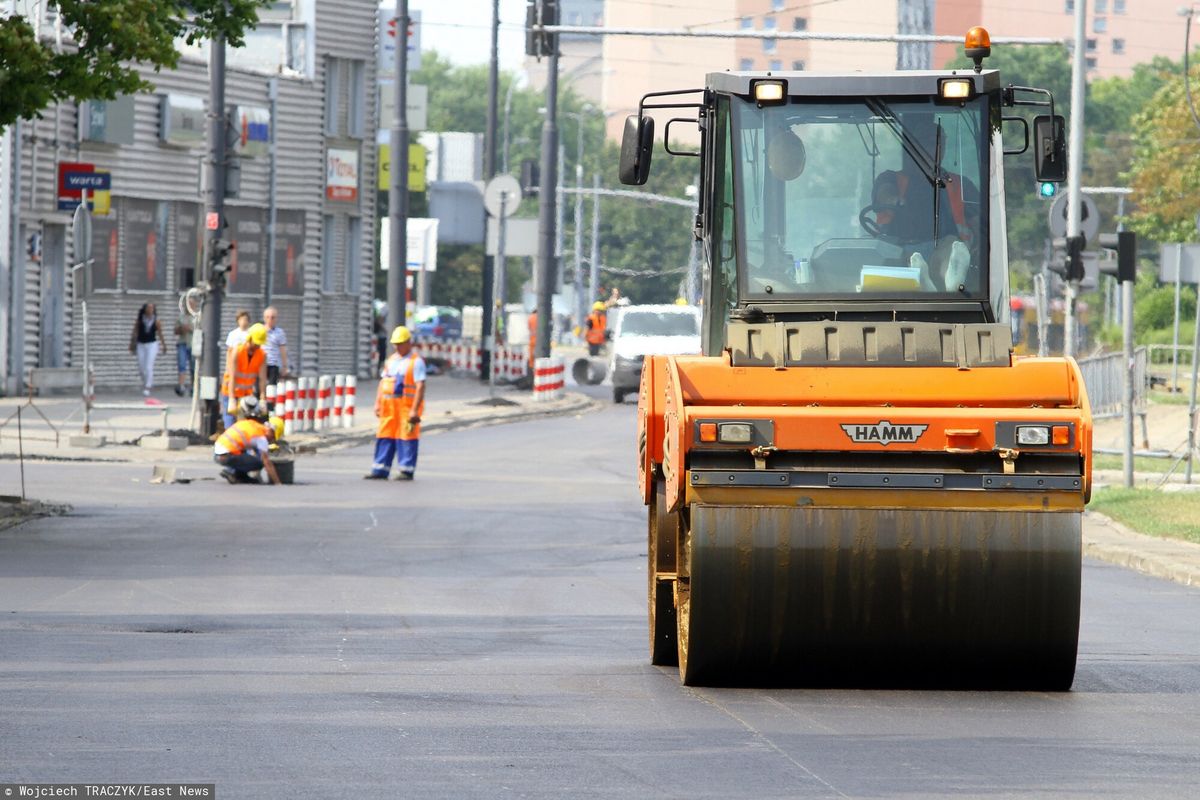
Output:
top-left (72, 202), bottom-right (92, 264)
top-left (1048, 192), bottom-right (1099, 243)
top-left (378, 83), bottom-right (428, 131)
top-left (1159, 243), bottom-right (1200, 284)
top-left (484, 174), bottom-right (522, 219)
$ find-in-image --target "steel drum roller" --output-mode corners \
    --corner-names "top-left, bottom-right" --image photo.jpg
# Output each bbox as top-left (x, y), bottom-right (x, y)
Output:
top-left (676, 504), bottom-right (1081, 688)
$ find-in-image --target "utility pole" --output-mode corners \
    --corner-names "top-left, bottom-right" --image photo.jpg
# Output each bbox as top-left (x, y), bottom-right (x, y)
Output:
top-left (535, 0), bottom-right (558, 359)
top-left (573, 136), bottom-right (584, 338)
top-left (481, 0), bottom-right (500, 380)
top-left (200, 30), bottom-right (228, 437)
top-left (388, 0), bottom-right (410, 332)
top-left (1063, 0), bottom-right (1088, 360)
top-left (589, 172), bottom-right (600, 315)
top-left (264, 77), bottom-right (279, 307)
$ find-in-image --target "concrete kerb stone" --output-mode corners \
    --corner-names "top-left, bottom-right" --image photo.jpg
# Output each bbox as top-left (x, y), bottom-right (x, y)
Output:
top-left (291, 391), bottom-right (600, 453)
top-left (1083, 510), bottom-right (1200, 588)
top-left (0, 497), bottom-right (71, 532)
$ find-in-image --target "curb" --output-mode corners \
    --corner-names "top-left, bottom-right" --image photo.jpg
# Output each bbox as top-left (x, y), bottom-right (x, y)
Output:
top-left (0, 499), bottom-right (71, 533)
top-left (1083, 510), bottom-right (1200, 588)
top-left (279, 392), bottom-right (601, 453)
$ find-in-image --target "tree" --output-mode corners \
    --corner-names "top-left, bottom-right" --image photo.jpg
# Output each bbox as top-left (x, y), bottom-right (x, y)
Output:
top-left (0, 0), bottom-right (270, 128)
top-left (943, 45), bottom-right (1172, 278)
top-left (1126, 66), bottom-right (1200, 243)
top-left (408, 52), bottom-right (694, 308)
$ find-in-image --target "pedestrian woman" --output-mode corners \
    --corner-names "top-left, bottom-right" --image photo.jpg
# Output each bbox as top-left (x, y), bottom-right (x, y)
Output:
top-left (129, 302), bottom-right (166, 398)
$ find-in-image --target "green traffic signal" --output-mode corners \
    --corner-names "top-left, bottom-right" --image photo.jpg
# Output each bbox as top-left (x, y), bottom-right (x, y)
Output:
top-left (1039, 182), bottom-right (1057, 198)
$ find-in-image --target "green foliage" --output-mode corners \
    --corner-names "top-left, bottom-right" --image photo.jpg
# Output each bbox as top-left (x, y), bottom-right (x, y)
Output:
top-left (1126, 58), bottom-right (1200, 243)
top-left (0, 0), bottom-right (270, 127)
top-left (942, 46), bottom-right (1171, 285)
top-left (412, 51), bottom-right (694, 309)
top-left (1089, 487), bottom-right (1200, 544)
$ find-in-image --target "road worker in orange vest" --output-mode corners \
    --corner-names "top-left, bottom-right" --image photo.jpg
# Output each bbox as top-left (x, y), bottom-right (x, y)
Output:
top-left (213, 415), bottom-right (284, 484)
top-left (365, 325), bottom-right (427, 481)
top-left (222, 322), bottom-right (269, 430)
top-left (584, 301), bottom-right (608, 356)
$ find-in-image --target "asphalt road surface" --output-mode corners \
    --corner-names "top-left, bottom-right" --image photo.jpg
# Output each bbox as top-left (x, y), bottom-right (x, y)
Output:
top-left (2, 404), bottom-right (1199, 798)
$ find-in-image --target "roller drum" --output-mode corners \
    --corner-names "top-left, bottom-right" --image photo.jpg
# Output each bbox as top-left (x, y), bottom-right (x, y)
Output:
top-left (677, 505), bottom-right (1081, 689)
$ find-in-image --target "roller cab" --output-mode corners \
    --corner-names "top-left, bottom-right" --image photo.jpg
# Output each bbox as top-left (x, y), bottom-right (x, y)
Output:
top-left (625, 32), bottom-right (1090, 687)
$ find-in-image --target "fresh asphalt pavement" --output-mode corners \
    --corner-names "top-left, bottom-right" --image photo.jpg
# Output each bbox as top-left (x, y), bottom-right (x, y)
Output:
top-left (1, 401), bottom-right (1199, 798)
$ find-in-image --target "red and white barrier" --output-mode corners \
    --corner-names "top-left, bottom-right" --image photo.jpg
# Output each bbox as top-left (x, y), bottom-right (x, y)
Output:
top-left (315, 375), bottom-right (329, 430)
top-left (343, 375), bottom-right (356, 428)
top-left (333, 374), bottom-right (345, 426)
top-left (283, 379), bottom-right (297, 436)
top-left (533, 357), bottom-right (565, 401)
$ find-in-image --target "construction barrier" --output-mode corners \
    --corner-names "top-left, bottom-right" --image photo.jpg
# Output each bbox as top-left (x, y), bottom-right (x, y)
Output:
top-left (268, 374), bottom-right (359, 436)
top-left (533, 357), bottom-right (565, 402)
top-left (316, 375), bottom-right (331, 429)
top-left (283, 379), bottom-right (297, 436)
top-left (343, 375), bottom-right (357, 428)
top-left (333, 374), bottom-right (346, 426)
top-left (414, 339), bottom-right (508, 377)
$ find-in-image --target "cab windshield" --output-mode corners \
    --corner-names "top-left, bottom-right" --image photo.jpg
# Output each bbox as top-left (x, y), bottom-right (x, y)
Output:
top-left (728, 97), bottom-right (989, 300)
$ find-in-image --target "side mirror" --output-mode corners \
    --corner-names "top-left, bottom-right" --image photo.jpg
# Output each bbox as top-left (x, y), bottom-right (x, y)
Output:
top-left (1033, 114), bottom-right (1067, 183)
top-left (618, 115), bottom-right (655, 186)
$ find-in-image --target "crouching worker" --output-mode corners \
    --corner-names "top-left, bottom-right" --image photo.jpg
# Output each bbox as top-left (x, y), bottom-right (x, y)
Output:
top-left (365, 325), bottom-right (426, 480)
top-left (215, 415), bottom-right (285, 485)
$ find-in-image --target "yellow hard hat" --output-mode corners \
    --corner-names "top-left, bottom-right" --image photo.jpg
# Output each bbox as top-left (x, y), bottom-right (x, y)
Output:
top-left (675, 297), bottom-right (688, 305)
top-left (390, 325), bottom-right (412, 344)
top-left (269, 416), bottom-right (284, 441)
top-left (592, 301), bottom-right (606, 311)
top-left (247, 322), bottom-right (268, 346)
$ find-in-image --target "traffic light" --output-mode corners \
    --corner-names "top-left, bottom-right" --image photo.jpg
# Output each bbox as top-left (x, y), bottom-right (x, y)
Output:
top-left (525, 0), bottom-right (558, 58)
top-left (1048, 234), bottom-right (1085, 281)
top-left (210, 238), bottom-right (235, 276)
top-left (519, 158), bottom-right (540, 197)
top-left (1038, 181), bottom-right (1056, 198)
top-left (1098, 231), bottom-right (1136, 283)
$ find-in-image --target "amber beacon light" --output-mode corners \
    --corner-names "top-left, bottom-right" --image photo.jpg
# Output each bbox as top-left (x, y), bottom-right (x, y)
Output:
top-left (965, 26), bottom-right (992, 72)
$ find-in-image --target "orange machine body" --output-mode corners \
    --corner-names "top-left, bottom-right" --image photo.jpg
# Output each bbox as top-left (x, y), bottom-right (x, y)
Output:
top-left (638, 352), bottom-right (1092, 511)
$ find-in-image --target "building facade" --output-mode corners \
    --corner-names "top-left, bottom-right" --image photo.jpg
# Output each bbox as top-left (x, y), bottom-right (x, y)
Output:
top-left (0, 0), bottom-right (380, 395)
top-left (557, 0), bottom-right (1189, 145)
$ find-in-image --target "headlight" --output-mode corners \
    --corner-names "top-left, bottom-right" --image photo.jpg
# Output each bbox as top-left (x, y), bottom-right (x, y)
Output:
top-left (1016, 425), bottom-right (1050, 446)
top-left (719, 423), bottom-right (754, 444)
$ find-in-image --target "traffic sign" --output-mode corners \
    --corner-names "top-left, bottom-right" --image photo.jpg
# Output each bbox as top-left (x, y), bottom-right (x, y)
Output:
top-left (1048, 192), bottom-right (1099, 243)
top-left (484, 174), bottom-right (522, 219)
top-left (72, 201), bottom-right (92, 264)
top-left (1159, 243), bottom-right (1200, 284)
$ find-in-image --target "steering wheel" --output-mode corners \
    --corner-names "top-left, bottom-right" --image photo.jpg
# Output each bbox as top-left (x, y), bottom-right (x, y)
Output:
top-left (859, 203), bottom-right (902, 244)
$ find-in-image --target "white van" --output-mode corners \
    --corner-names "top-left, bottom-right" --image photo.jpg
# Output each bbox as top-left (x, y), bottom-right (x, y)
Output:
top-left (609, 304), bottom-right (702, 403)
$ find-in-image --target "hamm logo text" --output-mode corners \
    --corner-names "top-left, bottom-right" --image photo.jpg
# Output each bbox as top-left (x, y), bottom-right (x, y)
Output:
top-left (840, 421), bottom-right (929, 446)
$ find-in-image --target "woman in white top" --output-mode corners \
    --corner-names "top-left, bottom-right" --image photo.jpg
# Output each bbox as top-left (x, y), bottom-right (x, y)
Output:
top-left (225, 309), bottom-right (252, 357)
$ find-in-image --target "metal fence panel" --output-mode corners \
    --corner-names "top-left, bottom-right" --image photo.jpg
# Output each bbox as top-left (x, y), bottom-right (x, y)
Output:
top-left (1077, 347), bottom-right (1147, 418)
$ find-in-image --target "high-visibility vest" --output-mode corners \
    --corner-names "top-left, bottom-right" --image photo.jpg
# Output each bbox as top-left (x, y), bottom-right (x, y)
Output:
top-left (880, 172), bottom-right (969, 240)
top-left (585, 311), bottom-right (606, 345)
top-left (215, 419), bottom-right (268, 456)
top-left (379, 354), bottom-right (426, 415)
top-left (223, 343), bottom-right (265, 397)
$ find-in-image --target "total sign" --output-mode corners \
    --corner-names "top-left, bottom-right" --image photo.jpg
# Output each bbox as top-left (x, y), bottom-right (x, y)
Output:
top-left (326, 148), bottom-right (359, 202)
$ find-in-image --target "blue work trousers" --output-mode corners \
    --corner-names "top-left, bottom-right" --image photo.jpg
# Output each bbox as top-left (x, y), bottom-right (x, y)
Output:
top-left (370, 438), bottom-right (419, 478)
top-left (215, 452), bottom-right (264, 479)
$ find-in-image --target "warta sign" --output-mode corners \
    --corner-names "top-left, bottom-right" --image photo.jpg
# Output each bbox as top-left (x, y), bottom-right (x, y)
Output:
top-left (326, 148), bottom-right (359, 202)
